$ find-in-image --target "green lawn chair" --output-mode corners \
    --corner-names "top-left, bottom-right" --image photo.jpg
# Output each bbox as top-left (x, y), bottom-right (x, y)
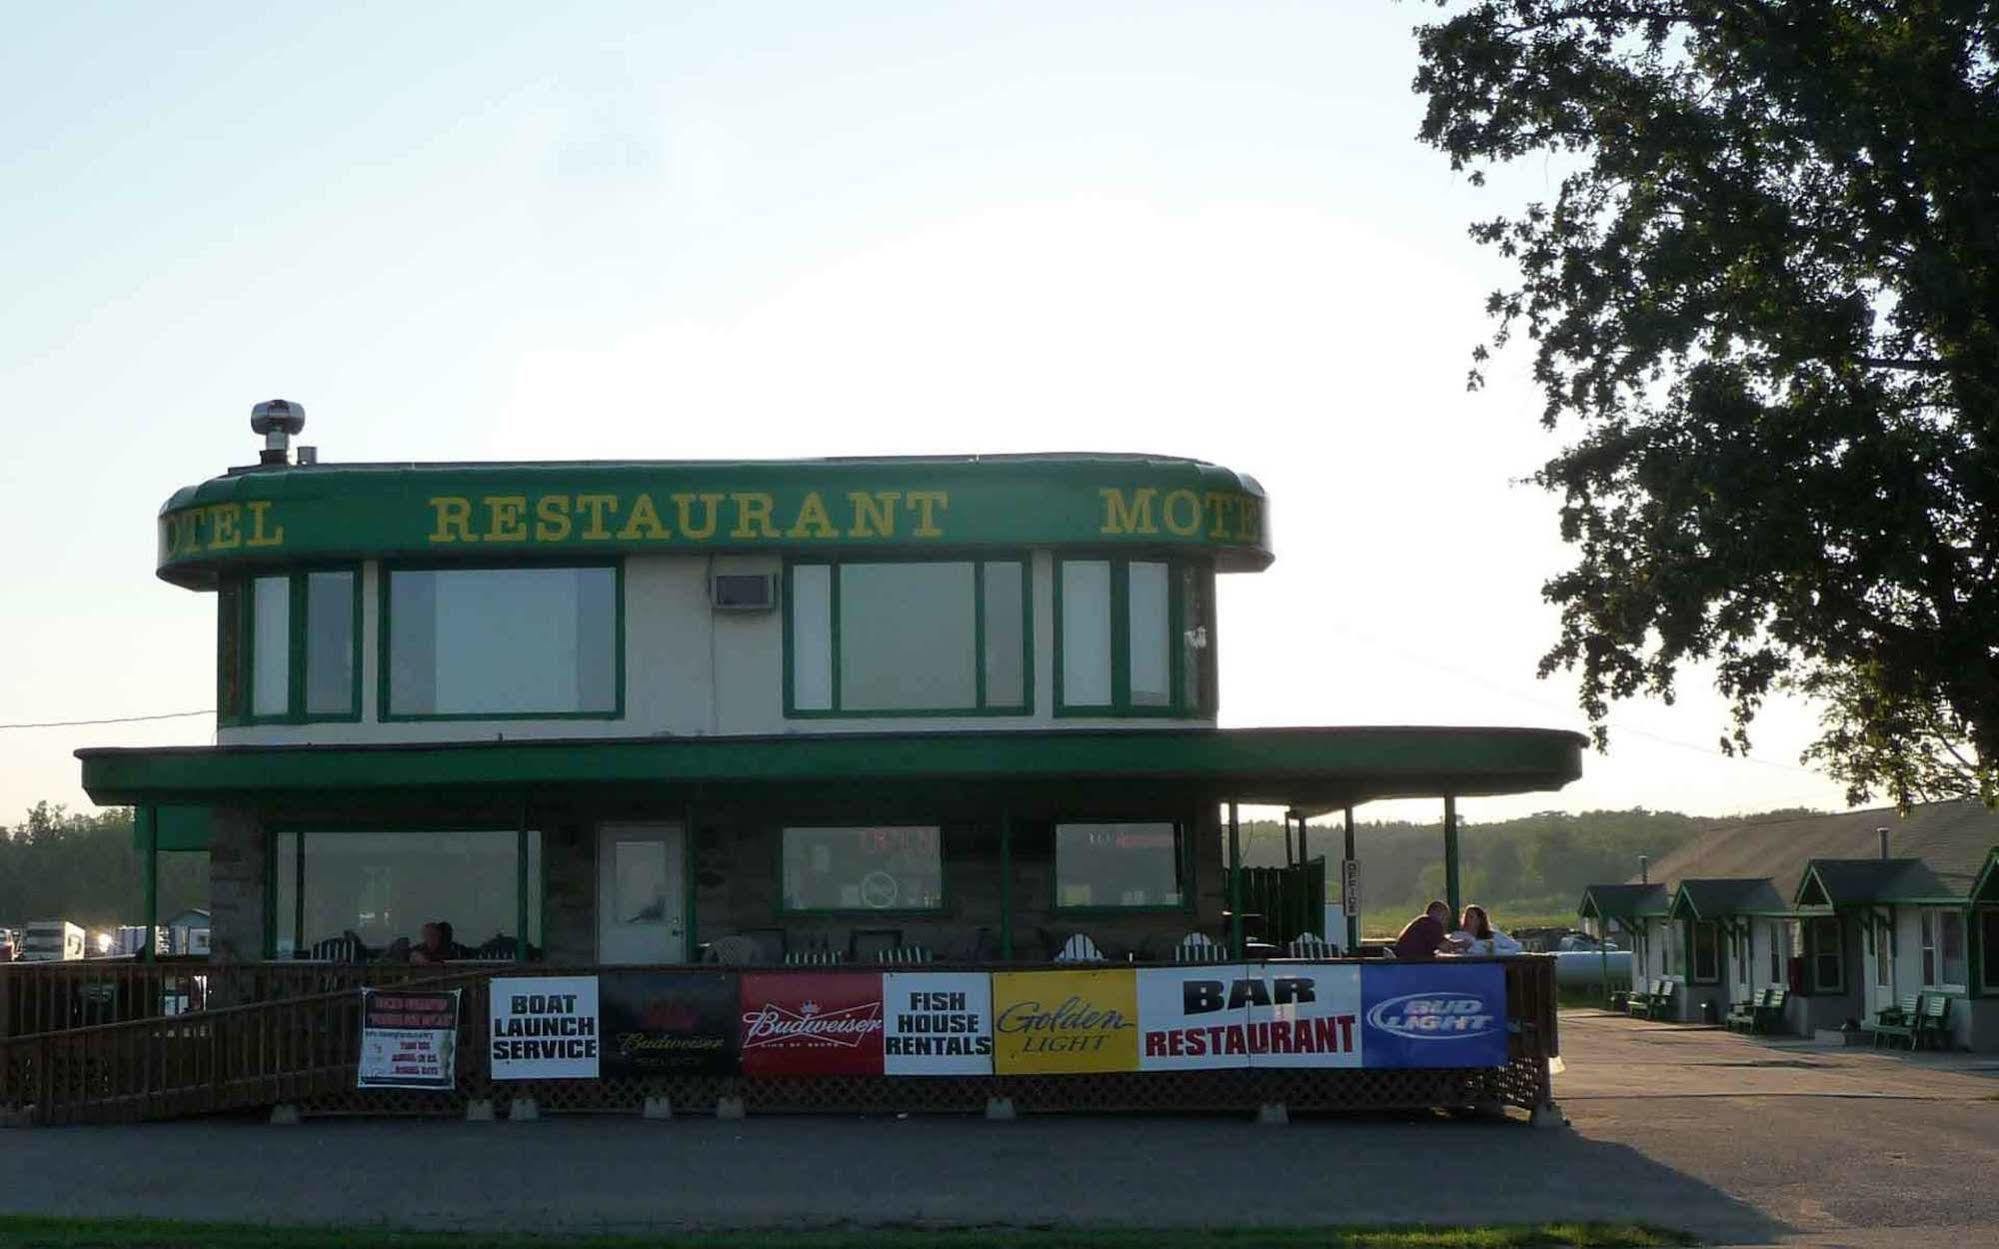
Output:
top-left (1868, 993), bottom-right (1920, 1049)
top-left (1912, 994), bottom-right (1953, 1051)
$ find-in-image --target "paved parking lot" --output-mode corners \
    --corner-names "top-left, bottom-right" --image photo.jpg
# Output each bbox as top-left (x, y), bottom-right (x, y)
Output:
top-left (1, 1011), bottom-right (1993, 1245)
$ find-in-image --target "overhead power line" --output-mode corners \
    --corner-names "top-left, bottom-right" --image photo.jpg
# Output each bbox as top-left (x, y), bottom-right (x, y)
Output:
top-left (0, 709), bottom-right (214, 731)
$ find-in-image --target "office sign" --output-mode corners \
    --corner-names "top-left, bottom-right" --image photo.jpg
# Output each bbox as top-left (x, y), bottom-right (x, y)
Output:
top-left (883, 971), bottom-right (993, 1076)
top-left (357, 988), bottom-right (459, 1091)
top-left (599, 971), bottom-right (738, 1078)
top-left (1359, 962), bottom-right (1508, 1069)
top-left (992, 969), bottom-right (1138, 1075)
top-left (739, 972), bottom-right (885, 1077)
top-left (491, 976), bottom-right (600, 1080)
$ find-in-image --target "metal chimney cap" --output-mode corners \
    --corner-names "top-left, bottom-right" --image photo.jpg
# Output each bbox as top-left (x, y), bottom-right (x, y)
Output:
top-left (250, 399), bottom-right (306, 436)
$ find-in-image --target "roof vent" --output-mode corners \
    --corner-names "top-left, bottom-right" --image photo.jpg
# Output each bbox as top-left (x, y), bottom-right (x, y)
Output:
top-left (249, 399), bottom-right (305, 467)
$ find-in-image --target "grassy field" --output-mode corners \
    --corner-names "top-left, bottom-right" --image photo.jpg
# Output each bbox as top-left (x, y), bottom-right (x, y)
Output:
top-left (0, 1219), bottom-right (1695, 1249)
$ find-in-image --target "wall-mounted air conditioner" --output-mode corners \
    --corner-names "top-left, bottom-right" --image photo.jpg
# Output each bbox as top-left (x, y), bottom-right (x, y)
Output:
top-left (710, 572), bottom-right (778, 612)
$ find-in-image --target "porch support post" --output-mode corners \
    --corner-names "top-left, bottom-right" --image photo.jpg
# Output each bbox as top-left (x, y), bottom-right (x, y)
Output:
top-left (515, 797), bottom-right (530, 963)
top-left (1443, 795), bottom-right (1462, 918)
top-left (1228, 802), bottom-right (1243, 960)
top-left (998, 809), bottom-right (1014, 962)
top-left (1342, 806), bottom-right (1358, 952)
top-left (139, 805), bottom-right (158, 963)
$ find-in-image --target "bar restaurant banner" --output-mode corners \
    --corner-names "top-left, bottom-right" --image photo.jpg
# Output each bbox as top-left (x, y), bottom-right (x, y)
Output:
top-left (600, 971), bottom-right (739, 1078)
top-left (491, 976), bottom-right (600, 1080)
top-left (357, 987), bottom-right (459, 1090)
top-left (739, 971), bottom-right (885, 1077)
top-left (1137, 964), bottom-right (1362, 1071)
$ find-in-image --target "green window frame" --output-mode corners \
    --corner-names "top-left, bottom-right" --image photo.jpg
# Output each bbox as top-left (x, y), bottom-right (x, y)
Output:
top-left (1801, 916), bottom-right (1844, 994)
top-left (1051, 818), bottom-right (1194, 914)
top-left (1053, 555), bottom-right (1212, 717)
top-left (1977, 907), bottom-right (1999, 995)
top-left (777, 824), bottom-right (948, 915)
top-left (377, 560), bottom-right (625, 722)
top-left (224, 566), bottom-right (363, 726)
top-left (267, 823), bottom-right (544, 962)
top-left (782, 555), bottom-right (1033, 718)
top-left (1689, 920), bottom-right (1721, 984)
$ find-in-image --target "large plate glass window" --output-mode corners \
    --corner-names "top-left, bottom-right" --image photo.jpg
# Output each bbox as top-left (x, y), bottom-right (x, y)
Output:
top-left (785, 558), bottom-right (1029, 715)
top-left (232, 567), bottom-right (360, 723)
top-left (1054, 821), bottom-right (1185, 909)
top-left (1056, 557), bottom-right (1213, 715)
top-left (385, 565), bottom-right (619, 718)
top-left (272, 829), bottom-right (542, 961)
top-left (780, 826), bottom-right (944, 912)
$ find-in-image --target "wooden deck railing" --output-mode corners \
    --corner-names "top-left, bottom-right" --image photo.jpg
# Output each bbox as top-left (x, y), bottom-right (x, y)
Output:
top-left (1, 956), bottom-right (1561, 1125)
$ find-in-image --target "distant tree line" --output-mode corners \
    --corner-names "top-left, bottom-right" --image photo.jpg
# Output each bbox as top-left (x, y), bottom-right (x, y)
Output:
top-left (1233, 806), bottom-right (1819, 932)
top-left (0, 804), bottom-right (207, 934)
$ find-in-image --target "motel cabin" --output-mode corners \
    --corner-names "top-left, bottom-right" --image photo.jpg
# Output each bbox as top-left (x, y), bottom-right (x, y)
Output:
top-left (1579, 803), bottom-right (1999, 1050)
top-left (7, 404), bottom-right (1595, 1122)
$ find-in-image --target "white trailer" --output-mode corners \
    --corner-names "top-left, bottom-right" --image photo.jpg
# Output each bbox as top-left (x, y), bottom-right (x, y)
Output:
top-left (21, 920), bottom-right (86, 962)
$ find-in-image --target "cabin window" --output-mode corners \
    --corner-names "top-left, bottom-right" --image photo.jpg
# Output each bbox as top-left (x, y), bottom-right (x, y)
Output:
top-left (785, 558), bottom-right (1029, 715)
top-left (780, 826), bottom-right (944, 912)
top-left (1803, 916), bottom-right (1843, 993)
top-left (272, 829), bottom-right (542, 961)
top-left (1768, 919), bottom-right (1787, 985)
top-left (1920, 909), bottom-right (1968, 990)
top-left (1980, 910), bottom-right (1999, 993)
top-left (1690, 920), bottom-right (1720, 983)
top-left (1054, 821), bottom-right (1186, 909)
top-left (237, 567), bottom-right (361, 722)
top-left (1056, 557), bottom-right (1209, 715)
top-left (384, 565), bottom-right (618, 718)
top-left (1873, 914), bottom-right (1893, 991)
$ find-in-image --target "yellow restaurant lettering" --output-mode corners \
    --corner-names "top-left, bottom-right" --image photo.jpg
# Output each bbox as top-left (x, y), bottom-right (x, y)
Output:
top-left (1099, 487), bottom-right (1259, 542)
top-left (423, 490), bottom-right (955, 545)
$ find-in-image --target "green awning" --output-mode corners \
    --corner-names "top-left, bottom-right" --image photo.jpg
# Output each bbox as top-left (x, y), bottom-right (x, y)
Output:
top-left (82, 725), bottom-right (1584, 811)
top-left (131, 804), bottom-right (215, 852)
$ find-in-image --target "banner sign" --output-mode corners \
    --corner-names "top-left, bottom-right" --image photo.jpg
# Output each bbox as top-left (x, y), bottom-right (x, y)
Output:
top-left (491, 976), bottom-right (601, 1080)
top-left (1138, 964), bottom-right (1362, 1070)
top-left (739, 972), bottom-right (885, 1076)
top-left (1359, 962), bottom-right (1508, 1069)
top-left (883, 971), bottom-right (993, 1076)
top-left (600, 971), bottom-right (739, 1078)
top-left (992, 969), bottom-right (1138, 1074)
top-left (358, 988), bottom-right (459, 1090)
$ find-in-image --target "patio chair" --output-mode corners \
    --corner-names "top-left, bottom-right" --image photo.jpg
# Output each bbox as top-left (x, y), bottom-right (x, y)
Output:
top-left (874, 945), bottom-right (933, 966)
top-left (1287, 933), bottom-right (1340, 959)
top-left (1175, 933), bottom-right (1228, 963)
top-left (1054, 933), bottom-right (1105, 963)
top-left (783, 946), bottom-right (845, 966)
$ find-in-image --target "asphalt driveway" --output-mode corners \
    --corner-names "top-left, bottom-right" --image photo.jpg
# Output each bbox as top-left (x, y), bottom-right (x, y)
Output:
top-left (1, 1011), bottom-right (1992, 1246)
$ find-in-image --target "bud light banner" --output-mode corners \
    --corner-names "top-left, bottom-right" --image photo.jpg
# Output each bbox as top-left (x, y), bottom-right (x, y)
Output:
top-left (1359, 962), bottom-right (1508, 1069)
top-left (739, 972), bottom-right (885, 1077)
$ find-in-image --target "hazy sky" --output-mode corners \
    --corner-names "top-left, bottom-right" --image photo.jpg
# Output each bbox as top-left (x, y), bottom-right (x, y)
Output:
top-left (0, 2), bottom-right (1857, 828)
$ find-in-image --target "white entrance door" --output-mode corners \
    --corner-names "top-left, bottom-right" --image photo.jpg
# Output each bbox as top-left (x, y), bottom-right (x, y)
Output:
top-left (597, 824), bottom-right (686, 964)
top-left (1867, 910), bottom-right (1897, 1016)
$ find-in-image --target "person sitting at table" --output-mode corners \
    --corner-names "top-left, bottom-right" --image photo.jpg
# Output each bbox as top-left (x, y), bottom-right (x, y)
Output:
top-left (409, 920), bottom-right (457, 965)
top-left (1392, 900), bottom-right (1459, 959)
top-left (1451, 904), bottom-right (1523, 956)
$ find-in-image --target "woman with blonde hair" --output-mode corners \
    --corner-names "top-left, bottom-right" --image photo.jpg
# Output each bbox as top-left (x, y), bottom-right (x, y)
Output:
top-left (1452, 904), bottom-right (1523, 956)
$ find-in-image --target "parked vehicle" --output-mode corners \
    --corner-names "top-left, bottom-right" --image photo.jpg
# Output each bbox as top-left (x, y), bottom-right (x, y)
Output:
top-left (21, 920), bottom-right (86, 962)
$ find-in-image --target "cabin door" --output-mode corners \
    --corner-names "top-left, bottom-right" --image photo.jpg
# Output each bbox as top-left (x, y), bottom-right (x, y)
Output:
top-left (597, 824), bottom-right (686, 964)
top-left (1866, 909), bottom-right (1896, 1016)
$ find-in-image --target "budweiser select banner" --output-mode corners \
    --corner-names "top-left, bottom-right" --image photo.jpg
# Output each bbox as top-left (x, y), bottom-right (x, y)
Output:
top-left (600, 971), bottom-right (738, 1078)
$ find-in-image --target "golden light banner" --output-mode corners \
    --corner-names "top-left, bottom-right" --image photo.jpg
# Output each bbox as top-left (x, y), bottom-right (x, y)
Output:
top-left (991, 969), bottom-right (1139, 1075)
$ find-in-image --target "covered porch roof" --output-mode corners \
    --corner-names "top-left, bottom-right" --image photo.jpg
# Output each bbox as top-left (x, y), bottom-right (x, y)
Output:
top-left (1792, 857), bottom-right (1959, 908)
top-left (85, 725), bottom-right (1585, 842)
top-left (1667, 878), bottom-right (1790, 920)
top-left (1577, 883), bottom-right (1669, 923)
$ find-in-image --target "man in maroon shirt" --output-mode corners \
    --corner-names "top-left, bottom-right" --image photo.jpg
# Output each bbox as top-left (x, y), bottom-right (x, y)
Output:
top-left (1392, 900), bottom-right (1456, 959)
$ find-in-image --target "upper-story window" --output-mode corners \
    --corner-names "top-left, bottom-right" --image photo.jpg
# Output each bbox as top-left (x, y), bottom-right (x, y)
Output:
top-left (383, 564), bottom-right (620, 719)
top-left (785, 557), bottom-right (1030, 716)
top-left (218, 568), bottom-right (361, 724)
top-left (1056, 557), bottom-right (1213, 716)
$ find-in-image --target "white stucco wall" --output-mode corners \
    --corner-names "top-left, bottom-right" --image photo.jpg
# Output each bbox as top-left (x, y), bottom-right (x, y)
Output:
top-left (220, 551), bottom-right (1216, 746)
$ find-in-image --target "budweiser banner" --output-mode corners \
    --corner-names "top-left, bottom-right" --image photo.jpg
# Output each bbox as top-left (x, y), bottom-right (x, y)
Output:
top-left (1359, 962), bottom-right (1508, 1069)
top-left (491, 976), bottom-right (600, 1080)
top-left (882, 971), bottom-right (993, 1076)
top-left (992, 969), bottom-right (1138, 1075)
top-left (739, 972), bottom-right (885, 1076)
top-left (357, 987), bottom-right (459, 1091)
top-left (600, 971), bottom-right (738, 1078)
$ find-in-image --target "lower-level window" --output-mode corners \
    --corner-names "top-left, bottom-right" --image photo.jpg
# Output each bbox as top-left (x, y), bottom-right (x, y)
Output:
top-left (1691, 920), bottom-right (1720, 983)
top-left (1919, 908), bottom-right (1968, 990)
top-left (273, 830), bottom-right (542, 961)
top-left (780, 826), bottom-right (944, 912)
top-left (1981, 909), bottom-right (1999, 993)
top-left (1054, 821), bottom-right (1184, 909)
top-left (1801, 916), bottom-right (1843, 992)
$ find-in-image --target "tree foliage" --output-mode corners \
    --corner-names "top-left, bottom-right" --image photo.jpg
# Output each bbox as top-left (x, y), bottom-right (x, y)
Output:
top-left (1410, 1), bottom-right (1999, 808)
top-left (0, 804), bottom-right (207, 934)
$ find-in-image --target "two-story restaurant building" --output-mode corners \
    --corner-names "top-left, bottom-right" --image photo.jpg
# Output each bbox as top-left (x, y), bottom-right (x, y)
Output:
top-left (57, 406), bottom-right (1586, 1120)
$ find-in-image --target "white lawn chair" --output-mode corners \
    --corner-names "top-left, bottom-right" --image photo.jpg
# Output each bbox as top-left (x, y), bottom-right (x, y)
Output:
top-left (1287, 933), bottom-right (1340, 959)
top-left (1054, 933), bottom-right (1104, 962)
top-left (875, 945), bottom-right (933, 965)
top-left (1176, 933), bottom-right (1228, 963)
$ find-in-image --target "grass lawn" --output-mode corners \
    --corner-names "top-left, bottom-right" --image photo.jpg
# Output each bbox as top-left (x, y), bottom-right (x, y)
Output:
top-left (0, 1220), bottom-right (1695, 1249)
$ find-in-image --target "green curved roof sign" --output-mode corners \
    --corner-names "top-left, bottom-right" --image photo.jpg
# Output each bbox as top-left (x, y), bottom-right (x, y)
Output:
top-left (155, 454), bottom-right (1271, 587)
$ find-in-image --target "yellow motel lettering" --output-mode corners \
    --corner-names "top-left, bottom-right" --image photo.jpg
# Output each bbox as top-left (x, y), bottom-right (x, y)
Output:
top-left (1098, 487), bottom-right (1261, 542)
top-left (424, 490), bottom-right (953, 545)
top-left (161, 501), bottom-right (286, 557)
